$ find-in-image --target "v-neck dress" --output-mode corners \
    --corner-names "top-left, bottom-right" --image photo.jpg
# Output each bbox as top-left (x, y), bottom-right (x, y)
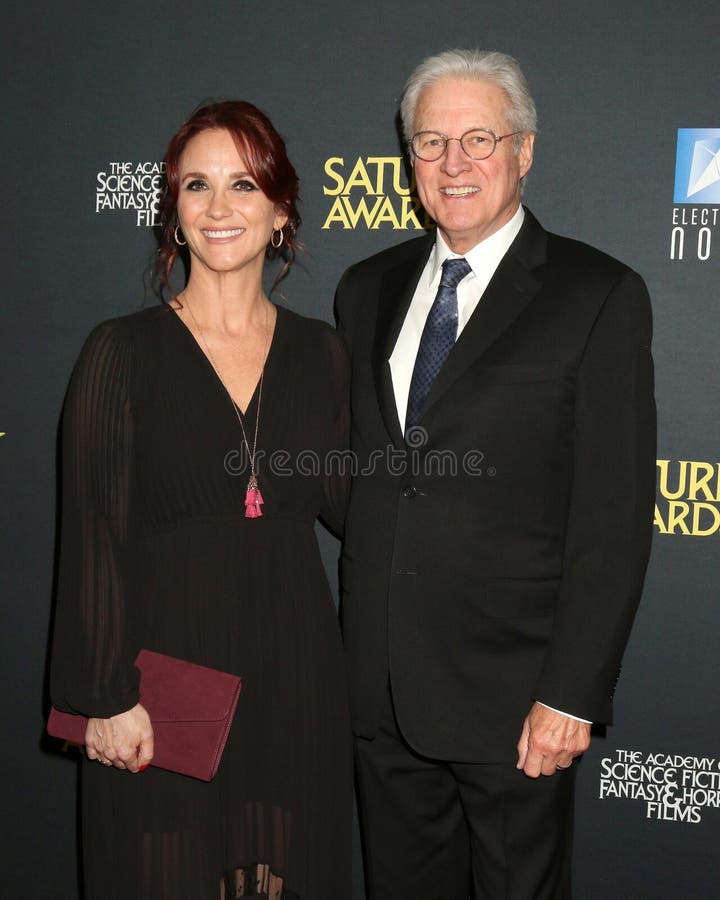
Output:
top-left (50, 303), bottom-right (352, 899)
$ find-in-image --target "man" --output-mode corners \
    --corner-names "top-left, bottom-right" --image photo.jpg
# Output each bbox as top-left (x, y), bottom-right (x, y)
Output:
top-left (335, 49), bottom-right (656, 899)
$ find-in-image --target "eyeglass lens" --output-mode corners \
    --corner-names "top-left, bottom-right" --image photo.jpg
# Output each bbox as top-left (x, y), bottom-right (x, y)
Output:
top-left (412, 129), bottom-right (497, 161)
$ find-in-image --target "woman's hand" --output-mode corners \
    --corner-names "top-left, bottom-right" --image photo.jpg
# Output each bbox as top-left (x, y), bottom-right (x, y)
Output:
top-left (85, 703), bottom-right (154, 773)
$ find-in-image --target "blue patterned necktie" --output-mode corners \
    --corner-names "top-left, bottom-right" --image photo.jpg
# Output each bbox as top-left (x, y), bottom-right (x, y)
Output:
top-left (405, 257), bottom-right (471, 434)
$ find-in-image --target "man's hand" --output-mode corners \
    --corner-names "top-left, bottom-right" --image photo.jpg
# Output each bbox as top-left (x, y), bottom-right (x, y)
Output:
top-left (85, 703), bottom-right (154, 773)
top-left (516, 702), bottom-right (591, 778)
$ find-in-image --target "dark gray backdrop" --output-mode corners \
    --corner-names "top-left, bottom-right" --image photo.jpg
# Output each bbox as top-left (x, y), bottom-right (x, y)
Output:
top-left (3, 1), bottom-right (719, 896)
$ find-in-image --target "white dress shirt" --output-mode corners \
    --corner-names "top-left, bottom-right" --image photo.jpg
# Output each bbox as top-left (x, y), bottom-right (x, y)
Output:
top-left (388, 204), bottom-right (591, 725)
top-left (389, 205), bottom-right (524, 431)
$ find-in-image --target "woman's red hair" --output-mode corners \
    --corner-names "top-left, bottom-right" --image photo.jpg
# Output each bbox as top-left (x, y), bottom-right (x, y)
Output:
top-left (157, 100), bottom-right (300, 300)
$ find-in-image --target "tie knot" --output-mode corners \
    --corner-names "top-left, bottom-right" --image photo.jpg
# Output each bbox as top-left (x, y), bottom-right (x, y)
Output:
top-left (440, 257), bottom-right (471, 290)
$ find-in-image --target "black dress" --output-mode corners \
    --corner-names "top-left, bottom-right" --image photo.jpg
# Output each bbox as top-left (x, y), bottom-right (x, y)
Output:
top-left (50, 304), bottom-right (352, 899)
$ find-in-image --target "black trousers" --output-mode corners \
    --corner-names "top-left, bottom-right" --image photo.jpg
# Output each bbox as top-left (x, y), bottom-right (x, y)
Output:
top-left (354, 686), bottom-right (576, 900)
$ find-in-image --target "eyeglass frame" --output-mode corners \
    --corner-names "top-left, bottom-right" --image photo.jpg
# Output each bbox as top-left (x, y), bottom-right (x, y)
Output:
top-left (409, 128), bottom-right (525, 162)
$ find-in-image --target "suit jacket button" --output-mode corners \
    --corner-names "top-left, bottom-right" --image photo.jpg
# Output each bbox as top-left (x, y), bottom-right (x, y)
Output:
top-left (402, 485), bottom-right (417, 499)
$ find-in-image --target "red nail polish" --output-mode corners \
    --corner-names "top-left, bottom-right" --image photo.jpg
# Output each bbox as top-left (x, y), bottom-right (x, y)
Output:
top-left (139, 764), bottom-right (149, 772)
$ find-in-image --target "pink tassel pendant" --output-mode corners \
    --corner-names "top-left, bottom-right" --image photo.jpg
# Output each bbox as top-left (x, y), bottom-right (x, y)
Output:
top-left (244, 476), bottom-right (264, 519)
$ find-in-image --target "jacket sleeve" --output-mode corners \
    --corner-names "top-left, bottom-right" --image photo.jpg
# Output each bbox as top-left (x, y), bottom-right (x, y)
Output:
top-left (534, 269), bottom-right (656, 723)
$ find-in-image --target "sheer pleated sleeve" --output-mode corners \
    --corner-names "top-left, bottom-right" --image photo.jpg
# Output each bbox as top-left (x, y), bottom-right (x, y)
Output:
top-left (50, 319), bottom-right (141, 718)
top-left (319, 329), bottom-right (351, 537)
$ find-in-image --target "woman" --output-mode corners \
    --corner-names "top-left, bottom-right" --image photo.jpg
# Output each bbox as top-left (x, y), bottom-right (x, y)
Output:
top-left (50, 101), bottom-right (351, 899)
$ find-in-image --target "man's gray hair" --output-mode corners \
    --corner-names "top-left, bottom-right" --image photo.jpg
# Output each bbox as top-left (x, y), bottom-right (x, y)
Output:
top-left (400, 49), bottom-right (538, 152)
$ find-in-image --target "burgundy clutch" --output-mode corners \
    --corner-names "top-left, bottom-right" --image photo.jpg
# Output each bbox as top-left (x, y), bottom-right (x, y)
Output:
top-left (47, 649), bottom-right (242, 781)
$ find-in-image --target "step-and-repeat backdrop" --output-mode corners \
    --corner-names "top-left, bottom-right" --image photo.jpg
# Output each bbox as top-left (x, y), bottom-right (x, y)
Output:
top-left (3, 1), bottom-right (718, 896)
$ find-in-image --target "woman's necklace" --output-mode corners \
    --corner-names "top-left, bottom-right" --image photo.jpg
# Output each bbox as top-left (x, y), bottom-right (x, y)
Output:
top-left (184, 296), bottom-right (272, 519)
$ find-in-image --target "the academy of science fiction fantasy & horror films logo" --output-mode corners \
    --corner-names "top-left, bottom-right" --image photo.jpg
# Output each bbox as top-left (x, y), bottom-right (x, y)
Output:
top-left (95, 161), bottom-right (165, 226)
top-left (670, 128), bottom-right (720, 261)
top-left (599, 749), bottom-right (720, 824)
top-left (321, 156), bottom-right (432, 230)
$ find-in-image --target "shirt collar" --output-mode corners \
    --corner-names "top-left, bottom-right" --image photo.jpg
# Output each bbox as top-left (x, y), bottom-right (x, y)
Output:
top-left (428, 204), bottom-right (525, 287)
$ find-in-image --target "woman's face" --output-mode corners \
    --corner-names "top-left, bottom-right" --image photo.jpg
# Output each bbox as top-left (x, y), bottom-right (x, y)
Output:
top-left (176, 128), bottom-right (287, 279)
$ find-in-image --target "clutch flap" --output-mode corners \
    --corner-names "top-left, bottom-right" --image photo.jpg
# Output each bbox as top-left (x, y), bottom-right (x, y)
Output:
top-left (136, 649), bottom-right (242, 724)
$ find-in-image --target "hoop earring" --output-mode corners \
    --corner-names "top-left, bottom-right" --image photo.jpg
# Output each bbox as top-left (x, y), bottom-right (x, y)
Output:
top-left (174, 225), bottom-right (187, 246)
top-left (270, 228), bottom-right (284, 249)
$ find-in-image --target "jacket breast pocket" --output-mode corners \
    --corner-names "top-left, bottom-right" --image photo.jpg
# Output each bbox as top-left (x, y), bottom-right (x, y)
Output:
top-left (479, 363), bottom-right (571, 387)
top-left (459, 364), bottom-right (575, 471)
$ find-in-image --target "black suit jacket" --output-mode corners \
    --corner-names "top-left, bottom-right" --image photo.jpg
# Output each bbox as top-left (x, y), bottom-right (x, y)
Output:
top-left (335, 208), bottom-right (656, 763)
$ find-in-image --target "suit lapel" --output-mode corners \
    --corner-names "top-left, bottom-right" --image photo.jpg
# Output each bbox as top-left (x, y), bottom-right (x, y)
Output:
top-left (421, 209), bottom-right (548, 419)
top-left (372, 235), bottom-right (434, 448)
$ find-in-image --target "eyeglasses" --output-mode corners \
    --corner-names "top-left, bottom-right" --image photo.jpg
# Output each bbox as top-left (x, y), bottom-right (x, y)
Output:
top-left (409, 128), bottom-right (523, 162)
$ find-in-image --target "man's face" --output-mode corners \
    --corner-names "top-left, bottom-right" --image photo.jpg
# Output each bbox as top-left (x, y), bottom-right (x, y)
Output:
top-left (412, 77), bottom-right (534, 254)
